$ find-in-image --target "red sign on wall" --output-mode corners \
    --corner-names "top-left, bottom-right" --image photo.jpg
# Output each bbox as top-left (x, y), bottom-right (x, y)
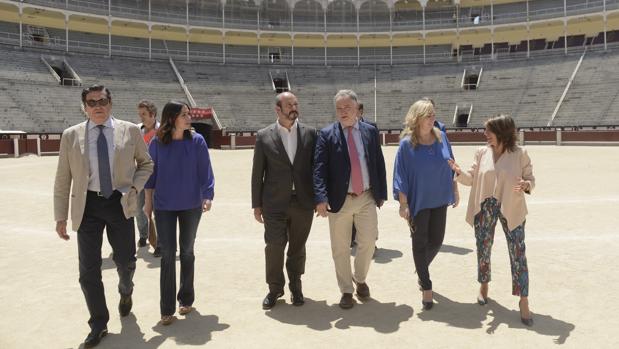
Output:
top-left (190, 107), bottom-right (213, 119)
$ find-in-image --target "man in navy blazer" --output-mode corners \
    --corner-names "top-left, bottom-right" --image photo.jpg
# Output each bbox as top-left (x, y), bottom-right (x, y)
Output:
top-left (313, 90), bottom-right (387, 309)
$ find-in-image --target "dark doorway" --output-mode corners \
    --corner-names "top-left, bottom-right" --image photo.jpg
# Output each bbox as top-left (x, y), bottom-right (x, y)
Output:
top-left (192, 122), bottom-right (213, 148)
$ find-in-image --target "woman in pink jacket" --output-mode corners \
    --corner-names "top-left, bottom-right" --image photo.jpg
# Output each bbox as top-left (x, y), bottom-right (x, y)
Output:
top-left (448, 115), bottom-right (535, 326)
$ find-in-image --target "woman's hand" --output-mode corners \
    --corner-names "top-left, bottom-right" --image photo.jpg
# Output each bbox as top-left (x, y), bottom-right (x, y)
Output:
top-left (399, 204), bottom-right (410, 220)
top-left (202, 199), bottom-right (212, 212)
top-left (513, 177), bottom-right (530, 193)
top-left (143, 201), bottom-right (153, 218)
top-left (452, 190), bottom-right (460, 208)
top-left (447, 159), bottom-right (461, 176)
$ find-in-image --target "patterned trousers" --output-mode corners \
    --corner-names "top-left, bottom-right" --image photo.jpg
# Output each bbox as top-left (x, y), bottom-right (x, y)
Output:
top-left (474, 197), bottom-right (529, 297)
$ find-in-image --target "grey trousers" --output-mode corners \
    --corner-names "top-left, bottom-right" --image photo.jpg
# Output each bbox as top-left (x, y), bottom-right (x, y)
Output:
top-left (263, 196), bottom-right (314, 294)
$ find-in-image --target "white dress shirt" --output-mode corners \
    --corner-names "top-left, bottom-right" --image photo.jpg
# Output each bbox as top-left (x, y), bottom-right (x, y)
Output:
top-left (277, 119), bottom-right (298, 164)
top-left (277, 119), bottom-right (298, 191)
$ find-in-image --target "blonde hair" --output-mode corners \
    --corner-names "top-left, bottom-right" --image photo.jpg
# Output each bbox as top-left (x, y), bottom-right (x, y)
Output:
top-left (400, 99), bottom-right (442, 146)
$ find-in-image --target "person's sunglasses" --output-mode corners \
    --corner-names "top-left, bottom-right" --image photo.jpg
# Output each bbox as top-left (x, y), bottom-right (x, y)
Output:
top-left (85, 98), bottom-right (110, 108)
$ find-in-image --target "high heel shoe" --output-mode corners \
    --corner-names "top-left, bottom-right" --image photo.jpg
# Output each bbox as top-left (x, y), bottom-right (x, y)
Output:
top-left (422, 290), bottom-right (433, 310)
top-left (477, 284), bottom-right (488, 305)
top-left (422, 300), bottom-right (434, 310)
top-left (519, 299), bottom-right (534, 326)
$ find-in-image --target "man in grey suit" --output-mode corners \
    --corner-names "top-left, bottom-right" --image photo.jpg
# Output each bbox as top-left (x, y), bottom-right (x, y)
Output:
top-left (251, 92), bottom-right (317, 309)
top-left (54, 84), bottom-right (153, 348)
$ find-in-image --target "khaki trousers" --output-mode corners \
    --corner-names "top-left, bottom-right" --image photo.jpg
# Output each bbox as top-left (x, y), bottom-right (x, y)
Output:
top-left (328, 191), bottom-right (378, 294)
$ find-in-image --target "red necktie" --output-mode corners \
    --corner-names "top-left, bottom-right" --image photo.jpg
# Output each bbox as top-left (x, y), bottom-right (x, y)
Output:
top-left (347, 127), bottom-right (363, 195)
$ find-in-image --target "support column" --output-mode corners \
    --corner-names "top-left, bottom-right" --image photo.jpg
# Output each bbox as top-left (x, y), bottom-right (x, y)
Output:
top-left (389, 4), bottom-right (393, 65)
top-left (355, 3), bottom-right (360, 66)
top-left (422, 3), bottom-right (426, 64)
top-left (526, 0), bottom-right (530, 58)
top-left (490, 0), bottom-right (495, 59)
top-left (603, 0), bottom-right (607, 50)
top-left (357, 35), bottom-right (360, 66)
top-left (222, 1), bottom-right (226, 64)
top-left (65, 14), bottom-right (69, 52)
top-left (18, 5), bottom-right (22, 48)
top-left (108, 0), bottom-right (112, 56)
top-left (456, 3), bottom-right (460, 62)
top-left (324, 34), bottom-right (327, 66)
top-left (186, 0), bottom-right (190, 62)
top-left (563, 0), bottom-right (567, 55)
top-left (186, 29), bottom-right (190, 62)
top-left (292, 34), bottom-right (295, 65)
top-left (390, 35), bottom-right (393, 66)
top-left (107, 19), bottom-right (112, 57)
top-left (148, 24), bottom-right (152, 60)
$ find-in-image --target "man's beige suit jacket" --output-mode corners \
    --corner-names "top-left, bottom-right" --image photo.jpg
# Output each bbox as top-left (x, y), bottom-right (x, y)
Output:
top-left (54, 118), bottom-right (154, 231)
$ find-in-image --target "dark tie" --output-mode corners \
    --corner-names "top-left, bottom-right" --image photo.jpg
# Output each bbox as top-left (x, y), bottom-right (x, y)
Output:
top-left (97, 125), bottom-right (113, 199)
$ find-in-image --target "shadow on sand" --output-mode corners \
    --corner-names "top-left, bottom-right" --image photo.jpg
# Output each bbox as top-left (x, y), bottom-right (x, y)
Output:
top-left (417, 292), bottom-right (575, 344)
top-left (266, 297), bottom-right (413, 333)
top-left (77, 311), bottom-right (229, 348)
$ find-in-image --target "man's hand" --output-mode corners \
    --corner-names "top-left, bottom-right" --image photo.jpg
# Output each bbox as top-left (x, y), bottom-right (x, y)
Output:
top-left (315, 202), bottom-right (328, 217)
top-left (253, 207), bottom-right (264, 223)
top-left (56, 220), bottom-right (69, 240)
top-left (202, 199), bottom-right (212, 212)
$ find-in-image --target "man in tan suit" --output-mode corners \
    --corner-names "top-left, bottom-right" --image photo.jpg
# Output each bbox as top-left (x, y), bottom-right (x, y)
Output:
top-left (54, 84), bottom-right (153, 348)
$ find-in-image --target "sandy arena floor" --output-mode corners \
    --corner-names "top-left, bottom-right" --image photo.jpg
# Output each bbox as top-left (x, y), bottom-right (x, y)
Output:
top-left (1, 145), bottom-right (618, 348)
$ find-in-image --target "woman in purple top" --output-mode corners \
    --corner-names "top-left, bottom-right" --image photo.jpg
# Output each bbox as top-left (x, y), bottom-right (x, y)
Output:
top-left (143, 101), bottom-right (215, 326)
top-left (393, 99), bottom-right (459, 310)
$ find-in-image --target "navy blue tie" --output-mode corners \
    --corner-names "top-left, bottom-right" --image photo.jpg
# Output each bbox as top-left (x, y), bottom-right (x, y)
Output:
top-left (97, 125), bottom-right (113, 198)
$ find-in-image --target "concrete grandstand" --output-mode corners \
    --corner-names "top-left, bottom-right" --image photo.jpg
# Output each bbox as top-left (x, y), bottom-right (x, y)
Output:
top-left (1, 0), bottom-right (619, 150)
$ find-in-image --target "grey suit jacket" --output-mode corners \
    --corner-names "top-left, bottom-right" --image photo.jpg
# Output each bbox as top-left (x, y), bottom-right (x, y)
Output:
top-left (251, 122), bottom-right (317, 212)
top-left (54, 117), bottom-right (154, 231)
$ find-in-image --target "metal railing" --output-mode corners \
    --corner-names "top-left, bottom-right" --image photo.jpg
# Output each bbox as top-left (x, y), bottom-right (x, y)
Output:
top-left (16, 0), bottom-right (619, 34)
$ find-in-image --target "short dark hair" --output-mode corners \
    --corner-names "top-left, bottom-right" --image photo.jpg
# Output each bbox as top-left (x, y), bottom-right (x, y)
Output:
top-left (485, 114), bottom-right (518, 152)
top-left (138, 99), bottom-right (157, 118)
top-left (358, 103), bottom-right (364, 112)
top-left (81, 84), bottom-right (112, 104)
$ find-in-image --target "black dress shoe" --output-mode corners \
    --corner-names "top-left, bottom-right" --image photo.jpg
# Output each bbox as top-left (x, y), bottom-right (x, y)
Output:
top-left (84, 328), bottom-right (107, 348)
top-left (119, 294), bottom-right (132, 317)
top-left (262, 292), bottom-right (284, 310)
top-left (138, 237), bottom-right (147, 247)
top-left (291, 291), bottom-right (304, 306)
top-left (339, 293), bottom-right (354, 309)
top-left (153, 247), bottom-right (161, 257)
top-left (354, 281), bottom-right (370, 299)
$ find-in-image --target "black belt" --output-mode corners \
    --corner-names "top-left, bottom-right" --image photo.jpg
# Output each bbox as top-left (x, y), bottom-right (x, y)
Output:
top-left (87, 190), bottom-right (119, 199)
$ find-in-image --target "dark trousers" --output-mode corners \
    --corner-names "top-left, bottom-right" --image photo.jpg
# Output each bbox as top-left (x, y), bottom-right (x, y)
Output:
top-left (78, 191), bottom-right (136, 331)
top-left (409, 205), bottom-right (447, 291)
top-left (263, 196), bottom-right (313, 294)
top-left (155, 207), bottom-right (202, 316)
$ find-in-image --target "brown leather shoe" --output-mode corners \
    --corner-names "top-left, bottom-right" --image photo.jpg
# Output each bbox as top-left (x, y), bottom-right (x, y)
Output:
top-left (339, 293), bottom-right (354, 309)
top-left (354, 281), bottom-right (370, 299)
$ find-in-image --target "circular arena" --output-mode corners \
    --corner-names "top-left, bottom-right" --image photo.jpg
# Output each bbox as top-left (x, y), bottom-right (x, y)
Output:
top-left (1, 0), bottom-right (619, 348)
